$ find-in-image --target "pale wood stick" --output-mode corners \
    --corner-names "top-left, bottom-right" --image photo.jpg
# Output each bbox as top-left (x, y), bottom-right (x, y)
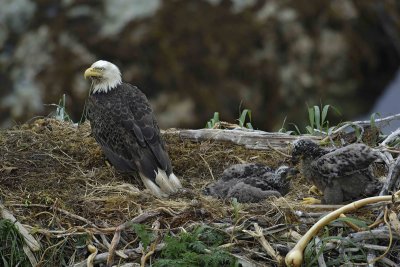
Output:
top-left (0, 203), bottom-right (41, 251)
top-left (107, 210), bottom-right (160, 266)
top-left (314, 236), bottom-right (326, 267)
top-left (163, 128), bottom-right (320, 150)
top-left (243, 223), bottom-right (284, 265)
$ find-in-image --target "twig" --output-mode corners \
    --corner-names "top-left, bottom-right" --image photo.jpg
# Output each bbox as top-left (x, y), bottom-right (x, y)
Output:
top-left (294, 210), bottom-right (328, 218)
top-left (0, 203), bottom-right (41, 251)
top-left (243, 223), bottom-right (284, 265)
top-left (305, 204), bottom-right (344, 209)
top-left (381, 128), bottom-right (400, 146)
top-left (314, 236), bottom-right (326, 267)
top-left (321, 114), bottom-right (400, 141)
top-left (378, 257), bottom-right (399, 267)
top-left (266, 139), bottom-right (291, 158)
top-left (367, 251), bottom-right (376, 267)
top-left (199, 154), bottom-right (215, 180)
top-left (87, 244), bottom-right (98, 267)
top-left (22, 244), bottom-right (38, 266)
top-left (279, 230), bottom-right (302, 242)
top-left (140, 220), bottom-right (160, 267)
top-left (380, 155), bottom-right (400, 196)
top-left (339, 214), bottom-right (362, 232)
top-left (8, 203), bottom-right (99, 228)
top-left (37, 238), bottom-right (67, 265)
top-left (140, 243), bottom-right (157, 267)
top-left (368, 208), bottom-right (393, 264)
top-left (111, 263), bottom-right (139, 267)
top-left (351, 113), bottom-right (400, 128)
top-left (389, 210), bottom-right (400, 232)
top-left (107, 210), bottom-right (160, 266)
top-left (362, 244), bottom-right (389, 251)
top-left (347, 227), bottom-right (400, 242)
top-left (73, 248), bottom-right (146, 267)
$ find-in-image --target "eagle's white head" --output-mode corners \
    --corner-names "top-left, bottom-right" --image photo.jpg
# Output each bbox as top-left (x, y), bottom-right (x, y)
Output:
top-left (84, 60), bottom-right (122, 93)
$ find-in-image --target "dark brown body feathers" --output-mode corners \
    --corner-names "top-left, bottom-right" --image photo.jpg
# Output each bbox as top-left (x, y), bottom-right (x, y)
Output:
top-left (86, 83), bottom-right (172, 182)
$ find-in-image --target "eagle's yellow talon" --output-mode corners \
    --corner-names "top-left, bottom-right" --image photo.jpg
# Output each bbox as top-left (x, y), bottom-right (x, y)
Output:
top-left (308, 185), bottom-right (323, 196)
top-left (302, 197), bottom-right (321, 205)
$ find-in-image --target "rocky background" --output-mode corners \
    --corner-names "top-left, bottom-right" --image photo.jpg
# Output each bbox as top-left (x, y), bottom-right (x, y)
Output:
top-left (1, 0), bottom-right (400, 130)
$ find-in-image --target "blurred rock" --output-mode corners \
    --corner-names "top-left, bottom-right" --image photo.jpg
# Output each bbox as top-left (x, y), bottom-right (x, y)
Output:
top-left (0, 0), bottom-right (399, 130)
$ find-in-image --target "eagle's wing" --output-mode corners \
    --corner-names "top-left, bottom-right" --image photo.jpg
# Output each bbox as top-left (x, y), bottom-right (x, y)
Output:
top-left (87, 96), bottom-right (139, 172)
top-left (87, 84), bottom-right (171, 179)
top-left (313, 144), bottom-right (379, 178)
top-left (121, 84), bottom-right (172, 178)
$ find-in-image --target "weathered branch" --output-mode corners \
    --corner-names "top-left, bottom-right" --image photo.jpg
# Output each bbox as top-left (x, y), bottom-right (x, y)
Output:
top-left (107, 210), bottom-right (161, 266)
top-left (380, 155), bottom-right (400, 196)
top-left (0, 203), bottom-right (41, 252)
top-left (164, 129), bottom-right (320, 150)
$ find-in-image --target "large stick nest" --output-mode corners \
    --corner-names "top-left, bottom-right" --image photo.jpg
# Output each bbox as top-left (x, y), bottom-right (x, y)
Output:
top-left (0, 119), bottom-right (398, 266)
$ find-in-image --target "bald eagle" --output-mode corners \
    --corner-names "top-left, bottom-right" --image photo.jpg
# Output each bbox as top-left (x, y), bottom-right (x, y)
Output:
top-left (84, 60), bottom-right (182, 198)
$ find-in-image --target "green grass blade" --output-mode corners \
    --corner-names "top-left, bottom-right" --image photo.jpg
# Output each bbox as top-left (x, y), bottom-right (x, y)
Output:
top-left (330, 105), bottom-right (342, 116)
top-left (213, 112), bottom-right (220, 123)
top-left (308, 106), bottom-right (315, 131)
top-left (246, 122), bottom-right (253, 129)
top-left (333, 217), bottom-right (369, 229)
top-left (305, 126), bottom-right (313, 134)
top-left (370, 112), bottom-right (380, 128)
top-left (239, 109), bottom-right (251, 128)
top-left (289, 123), bottom-right (302, 135)
top-left (321, 105), bottom-right (330, 126)
top-left (314, 105), bottom-right (321, 130)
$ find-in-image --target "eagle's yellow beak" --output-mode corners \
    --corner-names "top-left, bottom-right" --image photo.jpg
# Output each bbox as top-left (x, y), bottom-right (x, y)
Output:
top-left (84, 67), bottom-right (103, 79)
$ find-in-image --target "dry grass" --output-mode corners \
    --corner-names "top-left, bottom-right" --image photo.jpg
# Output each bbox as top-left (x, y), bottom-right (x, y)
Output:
top-left (0, 118), bottom-right (398, 266)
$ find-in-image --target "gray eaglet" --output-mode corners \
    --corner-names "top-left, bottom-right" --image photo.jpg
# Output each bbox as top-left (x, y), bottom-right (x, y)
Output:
top-left (291, 139), bottom-right (382, 204)
top-left (84, 60), bottom-right (182, 198)
top-left (204, 163), bottom-right (296, 203)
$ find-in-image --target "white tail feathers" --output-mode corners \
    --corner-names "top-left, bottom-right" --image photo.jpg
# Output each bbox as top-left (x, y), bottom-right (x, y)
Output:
top-left (139, 168), bottom-right (182, 198)
top-left (168, 173), bottom-right (182, 189)
top-left (155, 169), bottom-right (176, 194)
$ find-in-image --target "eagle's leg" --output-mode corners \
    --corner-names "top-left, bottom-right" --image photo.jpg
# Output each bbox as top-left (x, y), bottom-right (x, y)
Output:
top-left (308, 185), bottom-right (323, 196)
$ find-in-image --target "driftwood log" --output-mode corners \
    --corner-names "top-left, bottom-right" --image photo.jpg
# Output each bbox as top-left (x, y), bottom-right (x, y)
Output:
top-left (163, 129), bottom-right (321, 150)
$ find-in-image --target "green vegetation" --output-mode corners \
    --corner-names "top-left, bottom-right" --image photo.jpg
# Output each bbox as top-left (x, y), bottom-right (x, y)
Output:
top-left (51, 94), bottom-right (89, 124)
top-left (154, 226), bottom-right (238, 267)
top-left (303, 216), bottom-right (370, 266)
top-left (132, 223), bottom-right (154, 250)
top-left (0, 219), bottom-right (30, 267)
top-left (305, 104), bottom-right (340, 135)
top-left (205, 109), bottom-right (253, 129)
top-left (238, 109), bottom-right (253, 129)
top-left (231, 198), bottom-right (243, 225)
top-left (206, 112), bottom-right (220, 128)
top-left (53, 94), bottom-right (72, 122)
